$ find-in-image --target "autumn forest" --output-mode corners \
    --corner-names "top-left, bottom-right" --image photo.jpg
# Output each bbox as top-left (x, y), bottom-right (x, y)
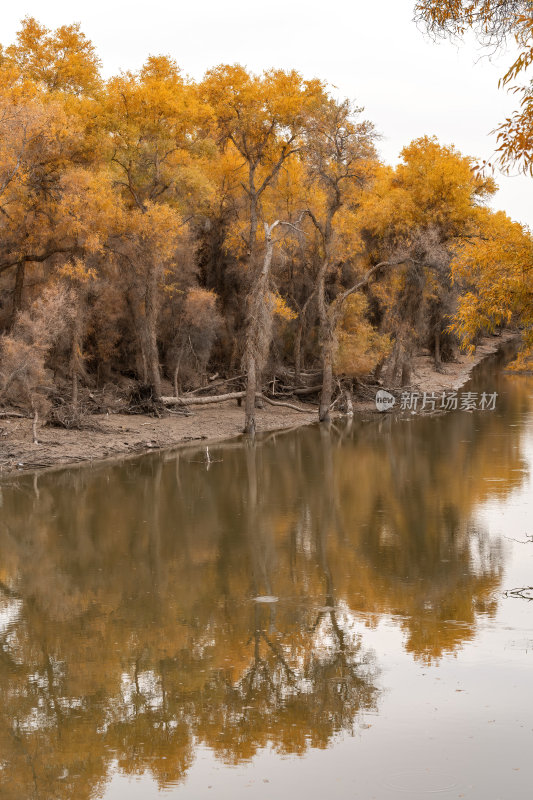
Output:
top-left (0, 13), bottom-right (532, 434)
top-left (2, 4), bottom-right (533, 798)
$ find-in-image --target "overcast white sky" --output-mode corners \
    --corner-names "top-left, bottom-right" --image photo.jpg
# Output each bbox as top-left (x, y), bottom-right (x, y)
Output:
top-left (2, 1), bottom-right (531, 227)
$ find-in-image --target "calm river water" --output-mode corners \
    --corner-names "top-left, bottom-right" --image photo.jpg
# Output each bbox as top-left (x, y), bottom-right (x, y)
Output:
top-left (1, 347), bottom-right (532, 799)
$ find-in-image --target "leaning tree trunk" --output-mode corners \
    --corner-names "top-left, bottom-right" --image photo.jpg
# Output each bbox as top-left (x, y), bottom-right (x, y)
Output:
top-left (243, 221), bottom-right (278, 435)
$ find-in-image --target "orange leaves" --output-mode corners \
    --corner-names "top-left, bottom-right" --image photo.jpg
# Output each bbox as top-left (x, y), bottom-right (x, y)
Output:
top-left (57, 258), bottom-right (97, 286)
top-left (270, 292), bottom-right (297, 321)
top-left (119, 202), bottom-right (185, 267)
top-left (105, 60), bottom-right (213, 214)
top-left (202, 65), bottom-right (327, 177)
top-left (358, 137), bottom-right (497, 259)
top-left (395, 137), bottom-right (496, 231)
top-left (415, 2), bottom-right (533, 173)
top-left (3, 16), bottom-right (102, 96)
top-left (334, 293), bottom-right (392, 377)
top-left (494, 93), bottom-right (533, 175)
top-left (450, 209), bottom-right (533, 360)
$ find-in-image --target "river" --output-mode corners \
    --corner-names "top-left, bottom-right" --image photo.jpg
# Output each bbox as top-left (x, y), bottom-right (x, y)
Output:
top-left (1, 346), bottom-right (532, 799)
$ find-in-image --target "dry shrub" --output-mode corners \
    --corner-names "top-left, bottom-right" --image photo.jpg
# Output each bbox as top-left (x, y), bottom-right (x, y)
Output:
top-left (173, 288), bottom-right (222, 389)
top-left (0, 284), bottom-right (75, 418)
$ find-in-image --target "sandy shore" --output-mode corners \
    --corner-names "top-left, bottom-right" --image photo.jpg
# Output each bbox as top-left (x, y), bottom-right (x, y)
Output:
top-left (0, 331), bottom-right (518, 478)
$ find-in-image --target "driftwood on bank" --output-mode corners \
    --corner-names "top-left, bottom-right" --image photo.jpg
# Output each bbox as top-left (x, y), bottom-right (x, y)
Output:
top-left (161, 391), bottom-right (312, 414)
top-left (281, 384), bottom-right (322, 396)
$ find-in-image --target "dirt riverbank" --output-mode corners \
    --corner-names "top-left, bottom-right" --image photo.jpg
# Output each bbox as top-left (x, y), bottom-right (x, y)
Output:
top-left (0, 330), bottom-right (518, 477)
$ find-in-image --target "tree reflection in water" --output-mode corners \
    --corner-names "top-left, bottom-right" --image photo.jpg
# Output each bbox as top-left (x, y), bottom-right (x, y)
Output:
top-left (0, 370), bottom-right (528, 798)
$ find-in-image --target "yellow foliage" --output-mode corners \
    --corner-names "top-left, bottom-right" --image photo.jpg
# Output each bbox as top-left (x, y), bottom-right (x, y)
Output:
top-left (57, 258), bottom-right (97, 285)
top-left (334, 294), bottom-right (392, 377)
top-left (358, 137), bottom-right (496, 245)
top-left (451, 209), bottom-right (533, 365)
top-left (269, 292), bottom-right (297, 321)
top-left (415, 1), bottom-right (533, 173)
top-left (3, 16), bottom-right (102, 96)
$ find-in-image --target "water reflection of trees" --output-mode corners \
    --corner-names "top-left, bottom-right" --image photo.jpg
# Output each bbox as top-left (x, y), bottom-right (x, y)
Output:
top-left (0, 375), bottom-right (528, 797)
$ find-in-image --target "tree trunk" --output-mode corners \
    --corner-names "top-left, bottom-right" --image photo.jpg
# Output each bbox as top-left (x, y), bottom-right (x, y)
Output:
top-left (317, 262), bottom-right (335, 423)
top-left (174, 344), bottom-right (185, 397)
top-left (401, 357), bottom-right (411, 387)
top-left (163, 391), bottom-right (309, 411)
top-left (242, 221), bottom-right (277, 435)
top-left (72, 371), bottom-right (79, 415)
top-left (32, 409), bottom-right (39, 445)
top-left (71, 311), bottom-right (82, 416)
top-left (294, 320), bottom-right (303, 383)
top-left (434, 328), bottom-right (442, 370)
top-left (294, 292), bottom-right (315, 383)
top-left (244, 354), bottom-right (257, 434)
top-left (145, 267), bottom-right (161, 400)
top-left (319, 345), bottom-right (333, 422)
top-left (125, 290), bottom-right (148, 384)
top-left (386, 341), bottom-right (402, 386)
top-left (9, 261), bottom-right (25, 329)
top-left (344, 388), bottom-right (354, 416)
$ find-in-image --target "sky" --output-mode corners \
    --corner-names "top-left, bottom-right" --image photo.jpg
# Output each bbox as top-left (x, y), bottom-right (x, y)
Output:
top-left (2, 0), bottom-right (531, 227)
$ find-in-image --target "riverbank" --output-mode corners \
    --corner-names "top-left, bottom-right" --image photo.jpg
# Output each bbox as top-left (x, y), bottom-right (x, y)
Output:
top-left (0, 330), bottom-right (519, 477)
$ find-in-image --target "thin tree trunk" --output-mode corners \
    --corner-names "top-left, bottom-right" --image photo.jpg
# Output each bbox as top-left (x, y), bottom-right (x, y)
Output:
top-left (401, 357), bottom-right (411, 387)
top-left (141, 349), bottom-right (148, 384)
top-left (344, 388), bottom-right (354, 416)
top-left (71, 311), bottom-right (82, 416)
top-left (374, 357), bottom-right (386, 382)
top-left (294, 321), bottom-right (303, 383)
top-left (434, 328), bottom-right (442, 370)
top-left (72, 371), bottom-right (79, 415)
top-left (294, 291), bottom-right (315, 383)
top-left (174, 343), bottom-right (185, 397)
top-left (145, 267), bottom-right (161, 400)
top-left (319, 344), bottom-right (334, 422)
top-left (32, 409), bottom-right (39, 445)
top-left (317, 262), bottom-right (335, 422)
top-left (9, 261), bottom-right (25, 329)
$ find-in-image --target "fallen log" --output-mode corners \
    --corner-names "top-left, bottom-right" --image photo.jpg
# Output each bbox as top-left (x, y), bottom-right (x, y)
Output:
top-left (179, 374), bottom-right (245, 397)
top-left (279, 384), bottom-right (322, 396)
top-left (161, 391), bottom-right (312, 414)
top-left (162, 391), bottom-right (244, 406)
top-left (259, 395), bottom-right (312, 413)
